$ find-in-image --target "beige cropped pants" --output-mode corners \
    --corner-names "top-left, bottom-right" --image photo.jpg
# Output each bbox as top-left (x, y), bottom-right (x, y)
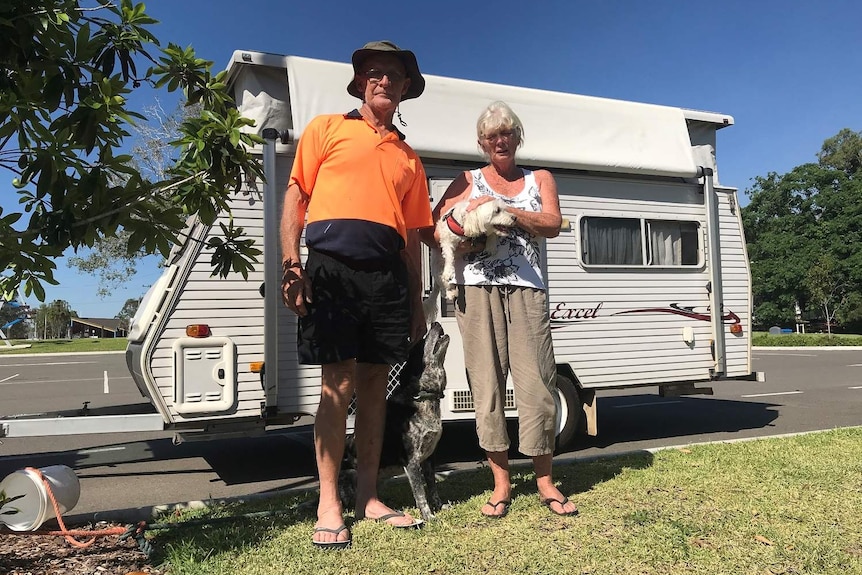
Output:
top-left (454, 285), bottom-right (557, 457)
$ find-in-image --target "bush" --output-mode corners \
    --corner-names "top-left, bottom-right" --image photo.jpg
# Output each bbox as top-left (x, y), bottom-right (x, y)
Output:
top-left (752, 332), bottom-right (862, 346)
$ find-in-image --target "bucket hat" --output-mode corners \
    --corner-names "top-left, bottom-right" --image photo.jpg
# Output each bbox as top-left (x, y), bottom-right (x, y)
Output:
top-left (347, 40), bottom-right (425, 101)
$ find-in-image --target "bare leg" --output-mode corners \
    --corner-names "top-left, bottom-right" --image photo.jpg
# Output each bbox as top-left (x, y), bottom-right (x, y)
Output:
top-left (533, 453), bottom-right (578, 514)
top-left (353, 362), bottom-right (418, 526)
top-left (313, 360), bottom-right (355, 544)
top-left (481, 450), bottom-right (512, 517)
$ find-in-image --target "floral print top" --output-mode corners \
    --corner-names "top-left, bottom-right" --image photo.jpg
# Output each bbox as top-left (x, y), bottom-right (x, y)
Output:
top-left (455, 168), bottom-right (546, 290)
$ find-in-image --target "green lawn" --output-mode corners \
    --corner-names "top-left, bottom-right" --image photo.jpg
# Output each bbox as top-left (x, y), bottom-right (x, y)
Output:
top-left (0, 338), bottom-right (128, 354)
top-left (148, 428), bottom-right (862, 575)
top-left (752, 331), bottom-right (862, 346)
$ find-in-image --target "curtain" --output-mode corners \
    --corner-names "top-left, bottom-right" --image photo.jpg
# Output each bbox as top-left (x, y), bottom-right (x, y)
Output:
top-left (649, 221), bottom-right (698, 265)
top-left (584, 218), bottom-right (642, 265)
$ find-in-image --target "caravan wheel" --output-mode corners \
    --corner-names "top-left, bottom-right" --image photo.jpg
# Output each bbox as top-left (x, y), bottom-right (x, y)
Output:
top-left (553, 374), bottom-right (580, 453)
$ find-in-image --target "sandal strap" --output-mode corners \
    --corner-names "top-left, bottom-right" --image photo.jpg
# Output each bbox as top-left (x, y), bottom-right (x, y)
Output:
top-left (313, 525), bottom-right (348, 535)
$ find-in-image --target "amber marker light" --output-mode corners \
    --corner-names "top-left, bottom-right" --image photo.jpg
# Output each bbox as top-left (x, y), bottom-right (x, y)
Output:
top-left (249, 362), bottom-right (264, 373)
top-left (185, 324), bottom-right (212, 338)
top-left (729, 324), bottom-right (743, 335)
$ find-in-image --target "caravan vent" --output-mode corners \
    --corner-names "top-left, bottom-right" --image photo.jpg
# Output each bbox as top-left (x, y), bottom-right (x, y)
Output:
top-left (450, 389), bottom-right (516, 412)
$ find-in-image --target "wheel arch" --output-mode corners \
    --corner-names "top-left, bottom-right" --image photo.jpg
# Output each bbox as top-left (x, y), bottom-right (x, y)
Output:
top-left (555, 364), bottom-right (597, 438)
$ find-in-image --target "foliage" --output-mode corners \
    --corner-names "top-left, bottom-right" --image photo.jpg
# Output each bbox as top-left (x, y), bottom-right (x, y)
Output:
top-left (804, 255), bottom-right (846, 336)
top-left (0, 0), bottom-right (264, 302)
top-left (743, 128), bottom-right (862, 329)
top-left (66, 231), bottom-right (148, 298)
top-left (32, 299), bottom-right (75, 339)
top-left (0, 490), bottom-right (24, 517)
top-left (114, 295), bottom-right (140, 329)
top-left (66, 99), bottom-right (197, 297)
top-left (752, 331), bottom-right (862, 346)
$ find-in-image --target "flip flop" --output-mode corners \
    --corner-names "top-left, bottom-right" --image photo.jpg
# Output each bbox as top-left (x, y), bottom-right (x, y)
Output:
top-left (481, 499), bottom-right (512, 519)
top-left (312, 524), bottom-right (352, 549)
top-left (541, 496), bottom-right (579, 517)
top-left (368, 510), bottom-right (424, 529)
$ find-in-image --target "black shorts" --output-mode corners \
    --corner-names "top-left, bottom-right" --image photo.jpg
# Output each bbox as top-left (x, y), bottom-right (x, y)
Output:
top-left (298, 249), bottom-right (410, 365)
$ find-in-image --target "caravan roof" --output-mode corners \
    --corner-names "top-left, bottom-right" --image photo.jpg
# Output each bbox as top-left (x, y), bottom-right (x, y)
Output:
top-left (226, 51), bottom-right (733, 179)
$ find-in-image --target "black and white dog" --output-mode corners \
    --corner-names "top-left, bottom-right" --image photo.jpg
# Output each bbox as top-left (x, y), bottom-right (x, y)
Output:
top-left (340, 321), bottom-right (450, 521)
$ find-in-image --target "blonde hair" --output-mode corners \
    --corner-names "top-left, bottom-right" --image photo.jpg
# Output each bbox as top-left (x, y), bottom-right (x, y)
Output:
top-left (476, 101), bottom-right (524, 152)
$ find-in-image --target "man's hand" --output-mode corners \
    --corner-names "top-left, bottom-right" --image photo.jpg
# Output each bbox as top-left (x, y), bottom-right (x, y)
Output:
top-left (409, 306), bottom-right (427, 349)
top-left (281, 261), bottom-right (312, 316)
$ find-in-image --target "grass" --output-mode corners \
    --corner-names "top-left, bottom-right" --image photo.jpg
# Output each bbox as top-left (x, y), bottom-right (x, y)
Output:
top-left (752, 331), bottom-right (862, 347)
top-left (0, 338), bottom-right (127, 354)
top-left (147, 428), bottom-right (862, 575)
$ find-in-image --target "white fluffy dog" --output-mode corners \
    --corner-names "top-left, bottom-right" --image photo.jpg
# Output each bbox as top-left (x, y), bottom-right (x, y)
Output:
top-left (424, 198), bottom-right (516, 321)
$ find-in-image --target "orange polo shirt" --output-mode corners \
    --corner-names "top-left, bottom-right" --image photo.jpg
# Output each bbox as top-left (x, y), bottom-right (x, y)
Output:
top-left (289, 110), bottom-right (432, 261)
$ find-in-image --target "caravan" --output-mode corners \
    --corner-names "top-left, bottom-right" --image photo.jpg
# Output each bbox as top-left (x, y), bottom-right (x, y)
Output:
top-left (2, 51), bottom-right (762, 447)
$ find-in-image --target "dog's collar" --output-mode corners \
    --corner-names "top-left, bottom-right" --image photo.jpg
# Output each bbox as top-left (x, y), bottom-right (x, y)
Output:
top-left (443, 212), bottom-right (467, 237)
top-left (413, 391), bottom-right (445, 402)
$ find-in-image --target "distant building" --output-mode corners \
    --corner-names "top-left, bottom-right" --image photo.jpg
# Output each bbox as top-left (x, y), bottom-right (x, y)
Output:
top-left (70, 318), bottom-right (127, 339)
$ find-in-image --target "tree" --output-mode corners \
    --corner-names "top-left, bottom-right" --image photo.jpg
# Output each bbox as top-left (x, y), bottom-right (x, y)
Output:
top-left (0, 0), bottom-right (263, 302)
top-left (804, 255), bottom-right (845, 336)
top-left (817, 128), bottom-right (862, 177)
top-left (743, 128), bottom-right (862, 330)
top-left (33, 299), bottom-right (75, 339)
top-left (67, 99), bottom-right (198, 297)
top-left (115, 296), bottom-right (141, 330)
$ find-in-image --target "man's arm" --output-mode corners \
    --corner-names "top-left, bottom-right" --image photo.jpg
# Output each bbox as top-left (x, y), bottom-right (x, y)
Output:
top-left (280, 181), bottom-right (312, 316)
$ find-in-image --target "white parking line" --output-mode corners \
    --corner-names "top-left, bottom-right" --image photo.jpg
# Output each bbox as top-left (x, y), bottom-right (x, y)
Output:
top-left (0, 374), bottom-right (20, 383)
top-left (78, 446), bottom-right (127, 455)
top-left (741, 391), bottom-right (803, 398)
top-left (848, 364), bottom-right (862, 367)
top-left (0, 376), bottom-right (133, 386)
top-left (613, 401), bottom-right (683, 409)
top-left (754, 352), bottom-right (818, 357)
top-left (849, 386), bottom-right (862, 390)
top-left (0, 361), bottom-right (97, 367)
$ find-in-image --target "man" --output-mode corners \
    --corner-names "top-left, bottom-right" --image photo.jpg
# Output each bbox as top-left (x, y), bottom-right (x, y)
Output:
top-left (280, 41), bottom-right (432, 549)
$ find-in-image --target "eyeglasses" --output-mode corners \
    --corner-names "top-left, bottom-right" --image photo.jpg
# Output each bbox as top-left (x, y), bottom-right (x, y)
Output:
top-left (362, 68), bottom-right (406, 83)
top-left (482, 130), bottom-right (516, 143)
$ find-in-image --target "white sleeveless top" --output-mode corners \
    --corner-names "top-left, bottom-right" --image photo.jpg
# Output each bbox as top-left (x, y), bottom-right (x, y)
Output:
top-left (454, 168), bottom-right (546, 290)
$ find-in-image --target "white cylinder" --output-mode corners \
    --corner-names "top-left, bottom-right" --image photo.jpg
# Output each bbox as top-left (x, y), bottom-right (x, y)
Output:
top-left (0, 465), bottom-right (80, 532)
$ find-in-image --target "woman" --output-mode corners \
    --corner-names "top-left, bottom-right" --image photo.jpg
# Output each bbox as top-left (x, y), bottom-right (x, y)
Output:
top-left (429, 101), bottom-right (578, 518)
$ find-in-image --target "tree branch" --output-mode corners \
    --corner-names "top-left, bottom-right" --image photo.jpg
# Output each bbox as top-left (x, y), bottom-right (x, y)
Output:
top-left (69, 170), bottom-right (207, 228)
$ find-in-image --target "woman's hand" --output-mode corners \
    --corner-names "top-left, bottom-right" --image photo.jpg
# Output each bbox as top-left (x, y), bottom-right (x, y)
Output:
top-left (454, 236), bottom-right (487, 254)
top-left (465, 195), bottom-right (494, 212)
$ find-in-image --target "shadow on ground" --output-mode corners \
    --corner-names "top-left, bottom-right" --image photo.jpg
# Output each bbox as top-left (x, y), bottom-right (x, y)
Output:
top-left (0, 395), bottom-right (779, 490)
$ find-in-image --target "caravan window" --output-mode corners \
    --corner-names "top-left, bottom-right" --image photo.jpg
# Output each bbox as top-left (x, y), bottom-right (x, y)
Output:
top-left (581, 217), bottom-right (700, 267)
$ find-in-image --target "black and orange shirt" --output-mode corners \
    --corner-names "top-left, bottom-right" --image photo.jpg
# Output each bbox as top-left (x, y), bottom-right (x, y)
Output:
top-left (289, 110), bottom-right (433, 261)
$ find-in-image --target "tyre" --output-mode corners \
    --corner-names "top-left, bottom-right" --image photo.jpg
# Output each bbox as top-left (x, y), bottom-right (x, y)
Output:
top-left (553, 373), bottom-right (580, 453)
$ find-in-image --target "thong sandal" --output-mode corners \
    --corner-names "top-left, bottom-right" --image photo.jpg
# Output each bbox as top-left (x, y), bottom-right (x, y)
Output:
top-left (367, 510), bottom-right (424, 529)
top-left (312, 524), bottom-right (352, 549)
top-left (541, 496), bottom-right (579, 517)
top-left (481, 499), bottom-right (512, 519)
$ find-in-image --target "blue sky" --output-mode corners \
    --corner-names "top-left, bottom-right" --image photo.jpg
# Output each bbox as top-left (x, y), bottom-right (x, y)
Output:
top-left (6, 0), bottom-right (862, 318)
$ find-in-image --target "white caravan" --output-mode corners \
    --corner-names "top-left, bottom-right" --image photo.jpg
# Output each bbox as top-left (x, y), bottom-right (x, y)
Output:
top-left (1, 51), bottom-right (762, 447)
